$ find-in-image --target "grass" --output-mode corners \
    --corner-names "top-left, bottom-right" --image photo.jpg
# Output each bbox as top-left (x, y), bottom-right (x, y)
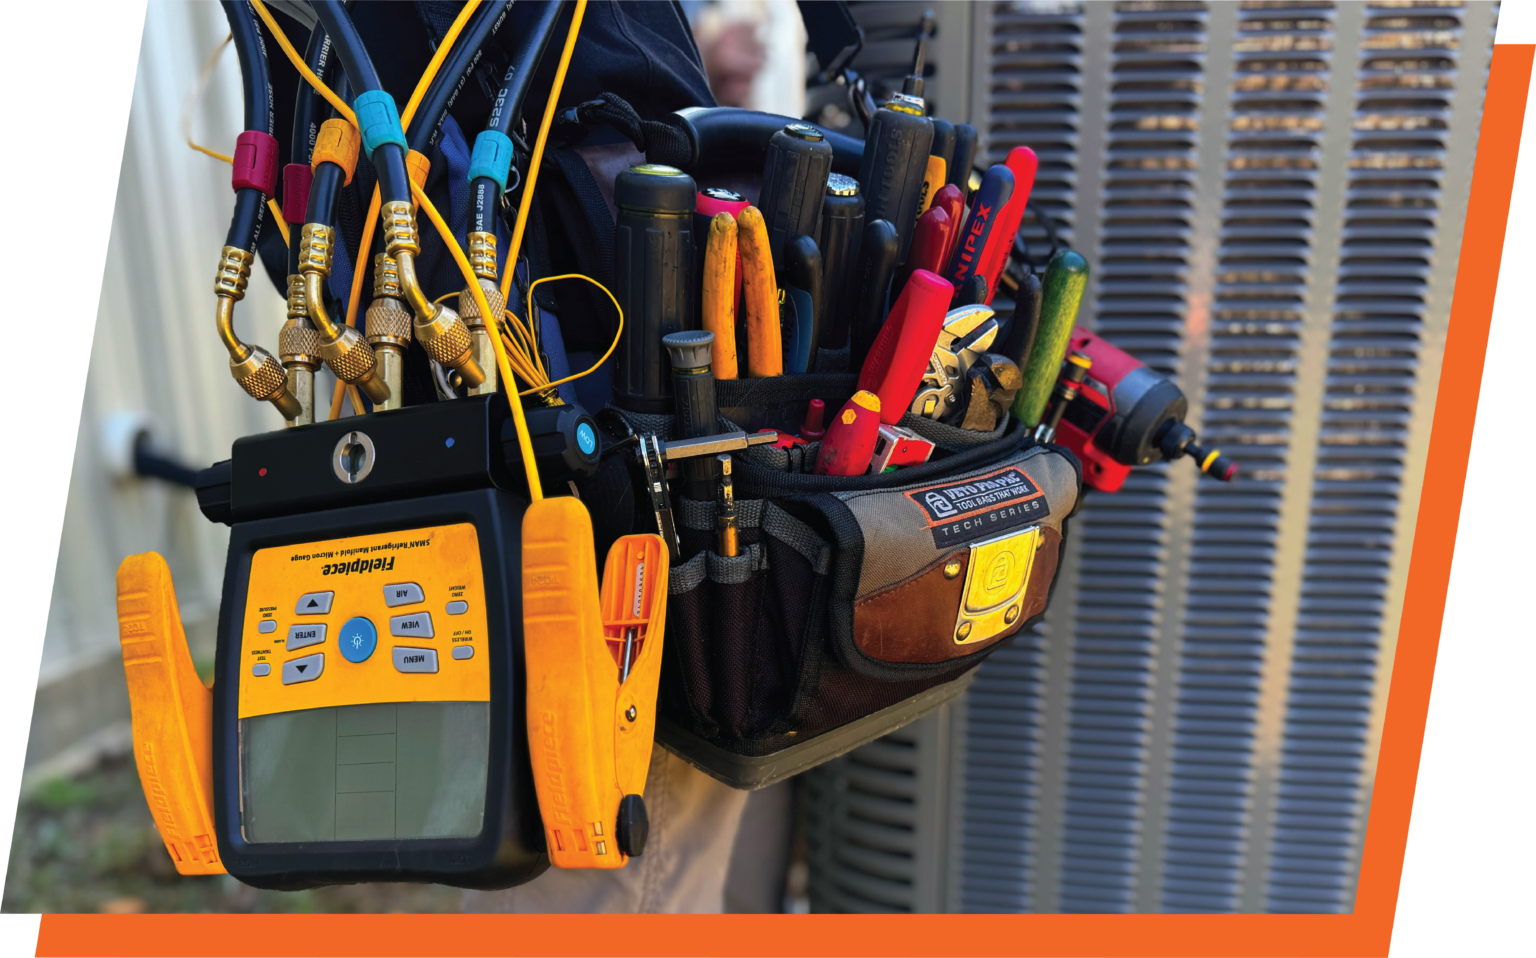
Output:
top-left (2, 754), bottom-right (466, 914)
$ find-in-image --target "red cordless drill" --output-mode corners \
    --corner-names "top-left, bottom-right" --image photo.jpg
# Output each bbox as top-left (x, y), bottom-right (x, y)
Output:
top-left (1051, 326), bottom-right (1238, 493)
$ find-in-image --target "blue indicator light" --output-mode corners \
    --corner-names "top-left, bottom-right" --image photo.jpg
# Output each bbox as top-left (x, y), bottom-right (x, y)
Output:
top-left (445, 437), bottom-right (455, 448)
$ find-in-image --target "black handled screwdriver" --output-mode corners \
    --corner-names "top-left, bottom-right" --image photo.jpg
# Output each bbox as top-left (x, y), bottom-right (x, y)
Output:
top-left (849, 218), bottom-right (901, 371)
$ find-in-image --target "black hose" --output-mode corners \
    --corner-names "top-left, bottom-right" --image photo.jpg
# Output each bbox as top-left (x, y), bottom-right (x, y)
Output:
top-left (311, 0), bottom-right (410, 204)
top-left (306, 163), bottom-right (344, 228)
top-left (470, 176), bottom-right (499, 234)
top-left (304, 75), bottom-right (352, 229)
top-left (489, 1), bottom-right (564, 139)
top-left (226, 187), bottom-right (267, 253)
top-left (288, 25), bottom-right (333, 274)
top-left (220, 1), bottom-right (273, 136)
top-left (291, 21), bottom-right (333, 165)
top-left (218, 2), bottom-right (276, 254)
top-left (469, 1), bottom-right (564, 235)
top-left (406, 0), bottom-right (514, 153)
top-left (311, 1), bottom-right (380, 93)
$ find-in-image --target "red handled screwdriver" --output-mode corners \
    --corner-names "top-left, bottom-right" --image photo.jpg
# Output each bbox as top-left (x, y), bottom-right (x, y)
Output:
top-left (857, 269), bottom-right (951, 425)
top-left (815, 390), bottom-right (882, 476)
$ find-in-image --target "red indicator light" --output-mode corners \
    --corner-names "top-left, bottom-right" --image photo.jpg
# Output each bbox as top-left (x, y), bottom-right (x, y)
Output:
top-left (259, 467), bottom-right (267, 477)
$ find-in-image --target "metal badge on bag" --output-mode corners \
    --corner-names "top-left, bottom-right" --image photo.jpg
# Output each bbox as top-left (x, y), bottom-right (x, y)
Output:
top-left (953, 526), bottom-right (1043, 645)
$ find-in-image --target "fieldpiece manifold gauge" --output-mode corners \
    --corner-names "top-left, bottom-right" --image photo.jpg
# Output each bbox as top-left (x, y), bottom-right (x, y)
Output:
top-left (178, 396), bottom-right (598, 889)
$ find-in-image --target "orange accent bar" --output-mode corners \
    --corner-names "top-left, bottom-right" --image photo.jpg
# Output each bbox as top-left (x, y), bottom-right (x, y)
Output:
top-left (311, 118), bottom-right (361, 185)
top-left (116, 553), bottom-right (225, 876)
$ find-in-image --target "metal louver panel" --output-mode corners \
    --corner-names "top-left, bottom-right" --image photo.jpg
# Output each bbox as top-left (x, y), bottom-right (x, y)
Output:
top-left (1264, 1), bottom-right (1477, 914)
top-left (986, 3), bottom-right (1089, 250)
top-left (959, 636), bottom-right (1051, 911)
top-left (806, 705), bottom-right (966, 913)
top-left (958, 1), bottom-right (1089, 915)
top-left (1054, 2), bottom-right (1207, 915)
top-left (803, 0), bottom-right (1493, 915)
top-left (1160, 3), bottom-right (1337, 914)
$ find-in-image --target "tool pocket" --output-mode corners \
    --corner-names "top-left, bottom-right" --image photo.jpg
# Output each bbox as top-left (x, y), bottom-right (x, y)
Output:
top-left (617, 378), bottom-right (1082, 786)
top-left (663, 499), bottom-right (832, 742)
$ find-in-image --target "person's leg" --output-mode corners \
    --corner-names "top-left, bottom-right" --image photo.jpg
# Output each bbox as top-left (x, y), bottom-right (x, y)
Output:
top-left (463, 747), bottom-right (749, 913)
top-left (722, 779), bottom-right (794, 913)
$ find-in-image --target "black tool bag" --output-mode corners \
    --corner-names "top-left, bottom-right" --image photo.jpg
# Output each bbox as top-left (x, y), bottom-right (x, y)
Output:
top-left (615, 373), bottom-right (1082, 789)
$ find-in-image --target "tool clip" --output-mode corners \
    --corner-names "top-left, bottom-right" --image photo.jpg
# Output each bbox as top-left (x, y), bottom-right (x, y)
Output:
top-left (523, 497), bottom-right (670, 869)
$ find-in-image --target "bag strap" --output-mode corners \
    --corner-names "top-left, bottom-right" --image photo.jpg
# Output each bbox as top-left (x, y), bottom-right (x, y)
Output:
top-left (555, 92), bottom-right (693, 168)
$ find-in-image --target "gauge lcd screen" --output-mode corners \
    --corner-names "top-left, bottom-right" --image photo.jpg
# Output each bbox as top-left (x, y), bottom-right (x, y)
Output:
top-left (239, 701), bottom-right (488, 843)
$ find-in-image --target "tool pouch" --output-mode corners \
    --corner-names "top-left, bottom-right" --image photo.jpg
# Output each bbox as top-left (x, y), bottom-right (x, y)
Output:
top-left (626, 373), bottom-right (1082, 788)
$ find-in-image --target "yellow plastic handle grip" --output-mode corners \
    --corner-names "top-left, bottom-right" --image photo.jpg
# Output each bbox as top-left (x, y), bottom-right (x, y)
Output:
top-left (116, 553), bottom-right (225, 875)
top-left (523, 497), bottom-right (668, 868)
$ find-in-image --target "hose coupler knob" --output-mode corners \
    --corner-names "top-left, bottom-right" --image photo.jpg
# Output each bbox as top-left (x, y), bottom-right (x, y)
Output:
top-left (231, 344), bottom-right (302, 420)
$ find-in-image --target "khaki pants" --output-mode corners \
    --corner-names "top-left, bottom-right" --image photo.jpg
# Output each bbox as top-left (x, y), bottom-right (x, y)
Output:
top-left (463, 748), bottom-right (753, 913)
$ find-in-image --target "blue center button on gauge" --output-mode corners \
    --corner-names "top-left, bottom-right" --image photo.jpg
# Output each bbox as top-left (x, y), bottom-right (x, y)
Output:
top-left (576, 421), bottom-right (597, 456)
top-left (338, 616), bottom-right (378, 663)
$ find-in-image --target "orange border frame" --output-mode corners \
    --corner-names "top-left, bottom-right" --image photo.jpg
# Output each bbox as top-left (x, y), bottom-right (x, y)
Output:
top-left (32, 43), bottom-right (1533, 958)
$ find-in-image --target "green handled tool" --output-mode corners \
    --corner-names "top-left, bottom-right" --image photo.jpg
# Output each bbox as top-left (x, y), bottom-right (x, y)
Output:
top-left (1012, 249), bottom-right (1089, 427)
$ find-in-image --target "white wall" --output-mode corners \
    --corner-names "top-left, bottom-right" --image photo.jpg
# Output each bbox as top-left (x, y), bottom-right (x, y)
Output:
top-left (40, 1), bottom-right (293, 685)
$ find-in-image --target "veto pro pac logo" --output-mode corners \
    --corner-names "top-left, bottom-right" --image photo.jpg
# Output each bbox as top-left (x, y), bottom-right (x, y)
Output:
top-left (905, 465), bottom-right (1049, 548)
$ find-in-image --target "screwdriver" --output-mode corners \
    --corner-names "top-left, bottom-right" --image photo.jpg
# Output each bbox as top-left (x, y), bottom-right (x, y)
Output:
top-left (929, 183), bottom-right (966, 271)
top-left (1035, 351), bottom-right (1091, 443)
top-left (930, 119), bottom-right (956, 184)
top-left (949, 123), bottom-right (979, 203)
top-left (1012, 249), bottom-right (1089, 427)
top-left (816, 390), bottom-right (882, 476)
top-left (858, 269), bottom-right (951, 425)
top-left (613, 164), bottom-right (697, 414)
top-left (902, 205), bottom-right (954, 289)
top-left (758, 123), bottom-right (833, 270)
top-left (858, 73), bottom-right (934, 263)
top-left (716, 454), bottom-right (737, 558)
top-left (784, 235), bottom-right (823, 374)
top-left (818, 174), bottom-right (865, 351)
top-left (849, 218), bottom-right (901, 371)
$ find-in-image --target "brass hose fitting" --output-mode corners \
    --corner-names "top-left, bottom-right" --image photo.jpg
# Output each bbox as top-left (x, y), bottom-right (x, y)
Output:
top-left (382, 200), bottom-right (486, 388)
top-left (215, 246), bottom-right (302, 421)
top-left (366, 253), bottom-right (413, 411)
top-left (457, 231), bottom-right (503, 395)
top-left (299, 224), bottom-right (391, 405)
top-left (279, 273), bottom-right (320, 425)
